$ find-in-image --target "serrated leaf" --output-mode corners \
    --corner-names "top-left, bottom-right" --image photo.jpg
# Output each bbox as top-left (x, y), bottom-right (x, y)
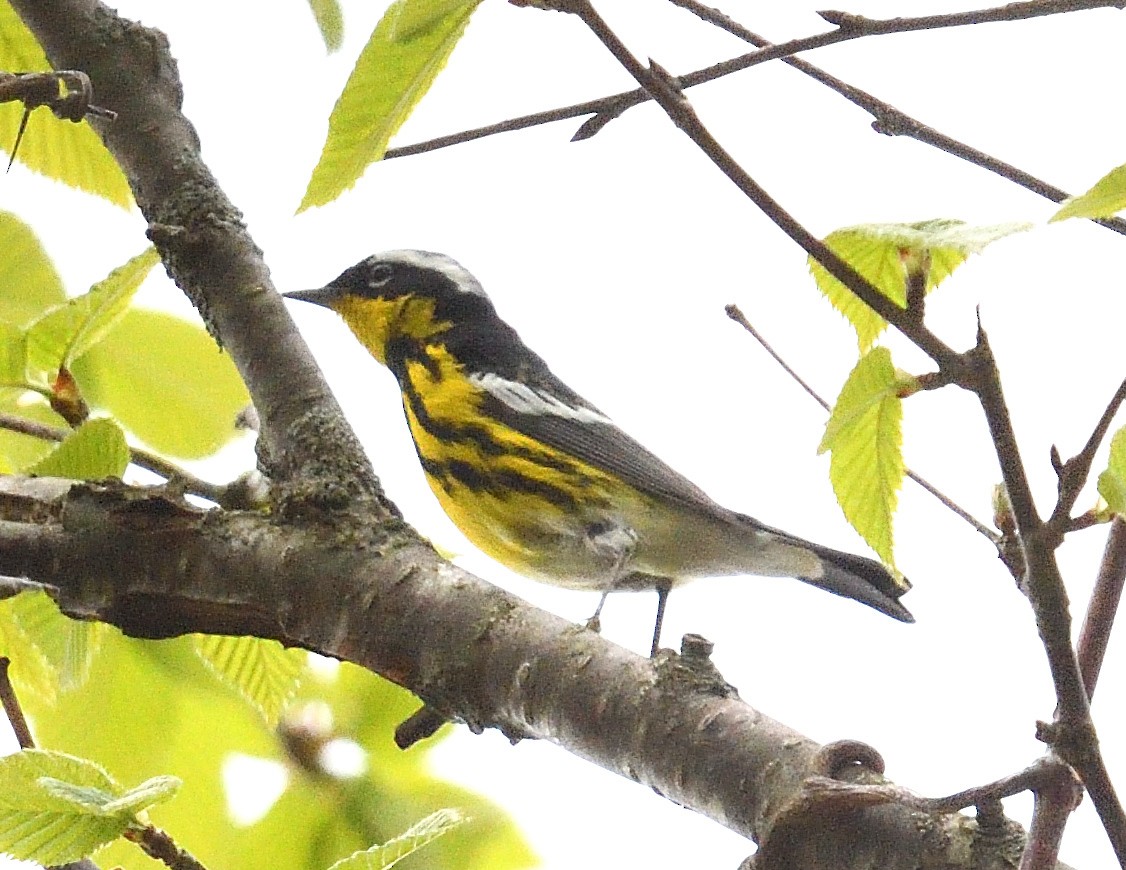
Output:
top-left (1052, 163), bottom-right (1126, 222)
top-left (299, 0), bottom-right (481, 211)
top-left (29, 418), bottom-right (129, 480)
top-left (1098, 426), bottom-right (1126, 515)
top-left (819, 347), bottom-right (904, 565)
top-left (5, 589), bottom-right (107, 694)
top-left (100, 775), bottom-right (180, 817)
top-left (70, 308), bottom-right (250, 459)
top-left (0, 211), bottom-right (66, 327)
top-left (193, 635), bottom-right (305, 725)
top-left (0, 598), bottom-right (58, 705)
top-left (25, 247), bottom-right (159, 375)
top-left (0, 748), bottom-right (125, 864)
top-left (327, 808), bottom-right (468, 870)
top-left (308, 0), bottom-right (345, 51)
top-left (0, 7), bottom-right (132, 208)
top-left (809, 219), bottom-right (1029, 350)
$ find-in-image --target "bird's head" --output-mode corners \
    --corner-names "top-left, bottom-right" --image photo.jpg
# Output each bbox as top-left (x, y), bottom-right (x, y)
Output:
top-left (285, 250), bottom-right (495, 365)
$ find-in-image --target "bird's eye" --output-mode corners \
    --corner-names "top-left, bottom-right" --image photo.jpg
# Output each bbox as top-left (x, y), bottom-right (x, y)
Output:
top-left (368, 264), bottom-right (394, 288)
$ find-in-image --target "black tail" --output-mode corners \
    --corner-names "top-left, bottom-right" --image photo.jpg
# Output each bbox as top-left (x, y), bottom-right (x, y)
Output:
top-left (800, 542), bottom-right (913, 623)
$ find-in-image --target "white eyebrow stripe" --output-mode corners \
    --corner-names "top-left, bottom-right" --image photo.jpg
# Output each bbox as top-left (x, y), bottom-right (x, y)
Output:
top-left (372, 250), bottom-right (486, 296)
top-left (471, 372), bottom-right (613, 424)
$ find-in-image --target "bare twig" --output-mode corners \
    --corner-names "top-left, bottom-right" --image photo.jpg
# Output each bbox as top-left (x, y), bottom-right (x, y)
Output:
top-left (666, 0), bottom-right (1126, 237)
top-left (0, 657), bottom-right (34, 749)
top-left (1077, 517), bottom-right (1126, 699)
top-left (0, 411), bottom-right (227, 504)
top-left (552, 0), bottom-right (1126, 859)
top-left (396, 2), bottom-right (1126, 236)
top-left (1048, 377), bottom-right (1126, 533)
top-left (724, 303), bottom-right (997, 542)
top-left (0, 70), bottom-right (116, 120)
top-left (125, 826), bottom-right (208, 870)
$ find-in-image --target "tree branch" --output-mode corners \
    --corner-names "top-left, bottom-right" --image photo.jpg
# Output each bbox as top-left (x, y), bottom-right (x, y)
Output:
top-left (1077, 517), bottom-right (1126, 699)
top-left (0, 411), bottom-right (227, 504)
top-left (547, 0), bottom-right (1125, 861)
top-left (724, 303), bottom-right (998, 543)
top-left (7, 0), bottom-right (388, 519)
top-left (0, 475), bottom-right (1074, 868)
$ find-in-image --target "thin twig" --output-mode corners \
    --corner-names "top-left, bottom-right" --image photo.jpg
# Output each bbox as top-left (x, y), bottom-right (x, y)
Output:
top-left (0, 412), bottom-right (226, 503)
top-left (125, 826), bottom-right (208, 870)
top-left (1048, 376), bottom-right (1126, 532)
top-left (724, 303), bottom-right (997, 542)
top-left (554, 0), bottom-right (1126, 858)
top-left (664, 0), bottom-right (1126, 238)
top-left (395, 2), bottom-right (1126, 235)
top-left (1077, 517), bottom-right (1126, 699)
top-left (0, 657), bottom-right (35, 748)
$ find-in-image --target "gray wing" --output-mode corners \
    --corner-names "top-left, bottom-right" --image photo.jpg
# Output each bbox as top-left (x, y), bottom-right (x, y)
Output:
top-left (471, 371), bottom-right (729, 514)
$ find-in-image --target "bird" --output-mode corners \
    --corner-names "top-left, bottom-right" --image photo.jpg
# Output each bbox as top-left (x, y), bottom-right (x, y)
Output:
top-left (285, 250), bottom-right (913, 655)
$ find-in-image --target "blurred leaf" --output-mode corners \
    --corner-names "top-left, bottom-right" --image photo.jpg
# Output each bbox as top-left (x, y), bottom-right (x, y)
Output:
top-left (193, 635), bottom-right (305, 726)
top-left (0, 6), bottom-right (132, 208)
top-left (387, 0), bottom-right (473, 40)
top-left (308, 0), bottom-right (345, 51)
top-left (0, 211), bottom-right (66, 326)
top-left (1052, 163), bottom-right (1126, 222)
top-left (808, 219), bottom-right (1029, 351)
top-left (26, 247), bottom-right (159, 375)
top-left (1098, 426), bottom-right (1126, 515)
top-left (29, 417), bottom-right (129, 479)
top-left (0, 595), bottom-right (58, 705)
top-left (818, 347), bottom-right (904, 565)
top-left (70, 308), bottom-right (250, 459)
top-left (0, 748), bottom-right (126, 864)
top-left (0, 320), bottom-right (28, 386)
top-left (328, 809), bottom-right (468, 870)
top-left (299, 0), bottom-right (481, 211)
top-left (4, 590), bottom-right (108, 693)
top-left (41, 773), bottom-right (180, 818)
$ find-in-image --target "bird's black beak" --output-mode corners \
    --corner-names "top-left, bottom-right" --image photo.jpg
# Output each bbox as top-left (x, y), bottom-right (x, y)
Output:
top-left (283, 285), bottom-right (340, 308)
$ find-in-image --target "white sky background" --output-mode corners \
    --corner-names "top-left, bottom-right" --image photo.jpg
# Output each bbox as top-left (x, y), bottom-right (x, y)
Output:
top-left (5, 1), bottom-right (1126, 868)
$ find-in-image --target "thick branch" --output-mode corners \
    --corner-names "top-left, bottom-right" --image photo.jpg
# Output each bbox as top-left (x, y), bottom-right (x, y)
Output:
top-left (0, 476), bottom-right (1070, 868)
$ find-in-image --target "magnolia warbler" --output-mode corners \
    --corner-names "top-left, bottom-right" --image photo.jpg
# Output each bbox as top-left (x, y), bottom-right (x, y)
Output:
top-left (286, 250), bottom-right (912, 654)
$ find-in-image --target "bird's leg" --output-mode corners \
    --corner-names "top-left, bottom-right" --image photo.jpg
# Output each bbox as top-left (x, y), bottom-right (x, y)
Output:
top-left (583, 522), bottom-right (637, 636)
top-left (650, 577), bottom-right (673, 656)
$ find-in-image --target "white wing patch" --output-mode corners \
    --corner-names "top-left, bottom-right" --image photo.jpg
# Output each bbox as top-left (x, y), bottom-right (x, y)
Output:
top-left (472, 372), bottom-right (613, 423)
top-left (372, 250), bottom-right (486, 296)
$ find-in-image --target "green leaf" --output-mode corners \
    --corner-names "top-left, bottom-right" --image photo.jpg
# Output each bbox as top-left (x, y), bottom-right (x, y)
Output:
top-left (0, 211), bottom-right (66, 327)
top-left (0, 398), bottom-right (68, 473)
top-left (40, 774), bottom-right (181, 818)
top-left (193, 635), bottom-right (305, 726)
top-left (70, 308), bottom-right (250, 459)
top-left (328, 809), bottom-right (468, 870)
top-left (26, 247), bottom-right (160, 375)
top-left (299, 0), bottom-right (481, 211)
top-left (1098, 426), bottom-right (1126, 515)
top-left (818, 346), bottom-right (905, 565)
top-left (4, 589), bottom-right (108, 694)
top-left (0, 320), bottom-right (28, 386)
top-left (1052, 162), bottom-right (1126, 222)
top-left (0, 6), bottom-right (133, 208)
top-left (0, 596), bottom-right (58, 705)
top-left (29, 417), bottom-right (129, 480)
top-left (308, 0), bottom-right (345, 51)
top-left (0, 748), bottom-right (126, 864)
top-left (808, 219), bottom-right (1029, 351)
